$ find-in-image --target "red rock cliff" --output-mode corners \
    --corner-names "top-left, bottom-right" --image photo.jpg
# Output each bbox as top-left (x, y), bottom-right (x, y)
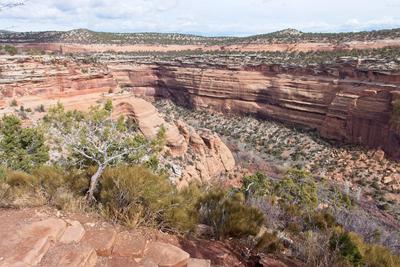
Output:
top-left (1, 55), bottom-right (399, 159)
top-left (109, 61), bottom-right (400, 159)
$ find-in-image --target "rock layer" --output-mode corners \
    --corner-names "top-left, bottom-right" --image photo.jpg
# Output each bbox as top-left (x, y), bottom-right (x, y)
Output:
top-left (112, 62), bottom-right (400, 159)
top-left (0, 55), bottom-right (399, 159)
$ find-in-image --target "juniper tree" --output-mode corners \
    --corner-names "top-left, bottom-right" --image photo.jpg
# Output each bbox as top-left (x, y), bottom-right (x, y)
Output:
top-left (46, 102), bottom-right (152, 201)
top-left (0, 115), bottom-right (49, 171)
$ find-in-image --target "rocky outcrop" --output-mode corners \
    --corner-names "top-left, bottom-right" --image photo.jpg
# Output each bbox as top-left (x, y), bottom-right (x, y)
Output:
top-left (111, 97), bottom-right (236, 187)
top-left (0, 208), bottom-right (211, 267)
top-left (0, 55), bottom-right (116, 101)
top-left (112, 61), bottom-right (400, 159)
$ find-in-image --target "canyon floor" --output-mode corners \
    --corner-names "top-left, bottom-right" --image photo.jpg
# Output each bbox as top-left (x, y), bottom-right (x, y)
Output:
top-left (155, 100), bottom-right (400, 225)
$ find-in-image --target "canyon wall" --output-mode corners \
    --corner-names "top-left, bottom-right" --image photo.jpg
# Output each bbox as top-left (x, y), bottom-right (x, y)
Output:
top-left (109, 62), bottom-right (400, 159)
top-left (0, 55), bottom-right (399, 159)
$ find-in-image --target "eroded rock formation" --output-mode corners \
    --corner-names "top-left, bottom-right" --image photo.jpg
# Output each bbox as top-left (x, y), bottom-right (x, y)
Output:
top-left (112, 97), bottom-right (236, 188)
top-left (0, 207), bottom-right (212, 267)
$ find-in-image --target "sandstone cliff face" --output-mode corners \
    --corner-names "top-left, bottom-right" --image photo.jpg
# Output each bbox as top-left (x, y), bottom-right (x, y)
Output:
top-left (0, 55), bottom-right (399, 159)
top-left (111, 62), bottom-right (400, 159)
top-left (0, 55), bottom-right (116, 100)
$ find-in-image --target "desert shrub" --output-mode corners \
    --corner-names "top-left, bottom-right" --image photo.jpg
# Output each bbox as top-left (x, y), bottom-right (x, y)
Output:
top-left (63, 167), bottom-right (94, 195)
top-left (165, 183), bottom-right (202, 232)
top-left (51, 187), bottom-right (87, 212)
top-left (256, 231), bottom-right (284, 253)
top-left (35, 104), bottom-right (46, 113)
top-left (273, 168), bottom-right (318, 210)
top-left (4, 45), bottom-right (17, 56)
top-left (32, 166), bottom-right (66, 196)
top-left (330, 229), bottom-right (364, 266)
top-left (0, 169), bottom-right (46, 207)
top-left (0, 166), bottom-right (5, 183)
top-left (329, 228), bottom-right (400, 267)
top-left (5, 170), bottom-right (39, 188)
top-left (242, 172), bottom-right (271, 199)
top-left (305, 210), bottom-right (337, 231)
top-left (364, 244), bottom-right (400, 267)
top-left (0, 115), bottom-right (49, 171)
top-left (10, 99), bottom-right (18, 107)
top-left (99, 165), bottom-right (174, 228)
top-left (197, 190), bottom-right (264, 240)
top-left (295, 230), bottom-right (343, 267)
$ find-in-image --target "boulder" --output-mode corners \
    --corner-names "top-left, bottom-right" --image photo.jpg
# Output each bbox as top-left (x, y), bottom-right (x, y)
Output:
top-left (373, 149), bottom-right (385, 161)
top-left (144, 242), bottom-right (190, 267)
top-left (112, 231), bottom-right (147, 258)
top-left (60, 220), bottom-right (85, 244)
top-left (82, 228), bottom-right (116, 256)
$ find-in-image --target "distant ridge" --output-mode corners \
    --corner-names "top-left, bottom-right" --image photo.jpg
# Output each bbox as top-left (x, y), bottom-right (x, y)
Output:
top-left (0, 27), bottom-right (400, 45)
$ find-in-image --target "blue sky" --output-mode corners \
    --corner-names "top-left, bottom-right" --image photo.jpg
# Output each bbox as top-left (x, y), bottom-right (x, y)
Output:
top-left (1, 0), bottom-right (400, 36)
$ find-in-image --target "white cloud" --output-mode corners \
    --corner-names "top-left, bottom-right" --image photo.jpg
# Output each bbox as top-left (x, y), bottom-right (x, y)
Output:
top-left (0, 0), bottom-right (399, 35)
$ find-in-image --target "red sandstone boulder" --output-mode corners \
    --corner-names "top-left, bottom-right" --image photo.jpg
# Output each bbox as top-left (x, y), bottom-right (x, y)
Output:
top-left (144, 242), bottom-right (190, 267)
top-left (82, 228), bottom-right (116, 256)
top-left (112, 231), bottom-right (147, 258)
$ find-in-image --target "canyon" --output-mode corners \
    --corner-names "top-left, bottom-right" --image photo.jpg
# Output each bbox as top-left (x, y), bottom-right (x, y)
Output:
top-left (1, 28), bottom-right (400, 267)
top-left (1, 54), bottom-right (399, 160)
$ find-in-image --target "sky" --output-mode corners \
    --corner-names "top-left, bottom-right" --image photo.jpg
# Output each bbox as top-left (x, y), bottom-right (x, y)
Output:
top-left (0, 0), bottom-right (400, 36)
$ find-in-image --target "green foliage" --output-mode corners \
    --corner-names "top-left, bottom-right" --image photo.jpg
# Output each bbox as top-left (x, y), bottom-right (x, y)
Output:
top-left (242, 172), bottom-right (271, 199)
top-left (165, 184), bottom-right (202, 232)
top-left (5, 170), bottom-right (39, 188)
top-left (329, 228), bottom-right (400, 267)
top-left (104, 99), bottom-right (113, 112)
top-left (306, 211), bottom-right (337, 231)
top-left (99, 165), bottom-right (174, 228)
top-left (32, 166), bottom-right (66, 195)
top-left (4, 45), bottom-right (17, 56)
top-left (10, 99), bottom-right (17, 107)
top-left (197, 190), bottom-right (264, 240)
top-left (363, 244), bottom-right (400, 267)
top-left (44, 102), bottom-right (84, 131)
top-left (256, 231), bottom-right (284, 253)
top-left (151, 125), bottom-right (167, 153)
top-left (0, 115), bottom-right (49, 171)
top-left (330, 230), bottom-right (364, 266)
top-left (274, 169), bottom-right (318, 210)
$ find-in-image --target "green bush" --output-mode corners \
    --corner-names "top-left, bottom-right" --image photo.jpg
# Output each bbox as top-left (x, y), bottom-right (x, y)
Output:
top-left (99, 165), bottom-right (174, 228)
top-left (306, 211), bottom-right (337, 231)
top-left (165, 184), bottom-right (202, 232)
top-left (63, 167), bottom-right (93, 195)
top-left (5, 170), bottom-right (39, 188)
top-left (274, 168), bottom-right (318, 210)
top-left (242, 172), bottom-right (271, 199)
top-left (32, 166), bottom-right (66, 195)
top-left (364, 244), bottom-right (400, 267)
top-left (4, 45), bottom-right (17, 56)
top-left (0, 115), bottom-right (49, 171)
top-left (330, 229), bottom-right (400, 267)
top-left (330, 230), bottom-right (364, 266)
top-left (197, 190), bottom-right (264, 240)
top-left (256, 231), bottom-right (284, 253)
